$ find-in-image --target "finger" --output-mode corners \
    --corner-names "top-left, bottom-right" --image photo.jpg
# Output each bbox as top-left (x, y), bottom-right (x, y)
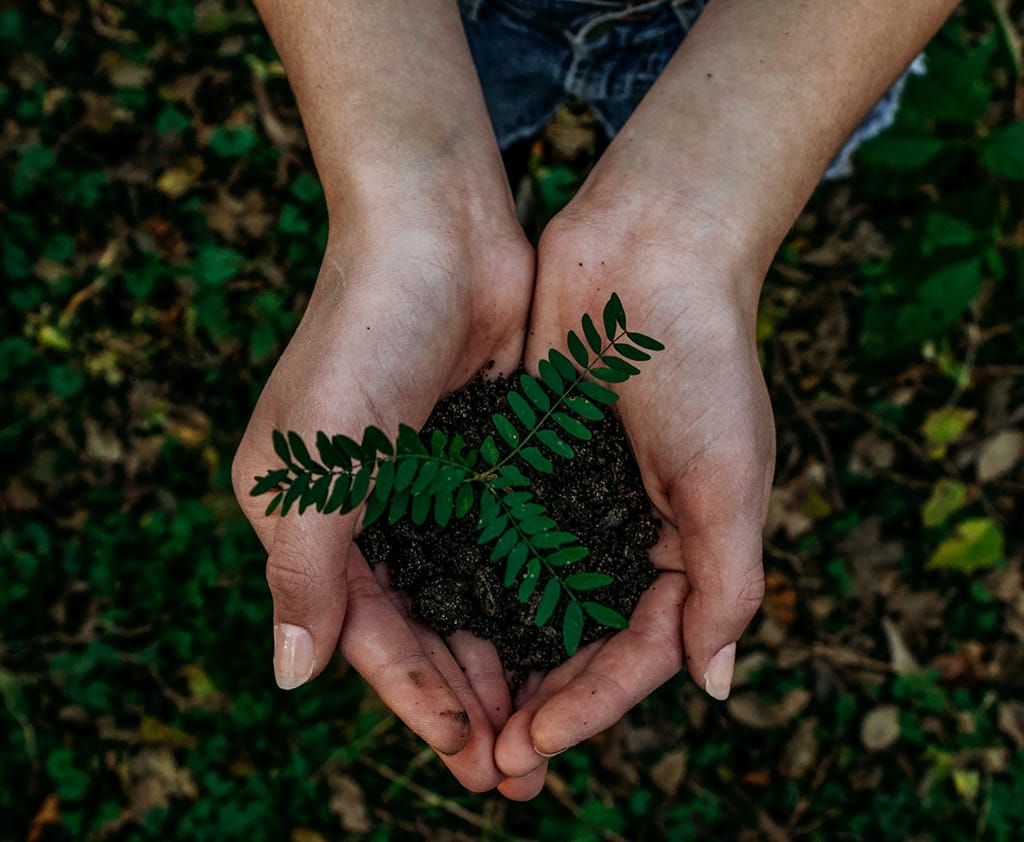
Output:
top-left (264, 512), bottom-right (352, 690)
top-left (412, 630), bottom-right (504, 792)
top-left (525, 573), bottom-right (687, 757)
top-left (497, 763), bottom-right (548, 801)
top-left (447, 630), bottom-right (513, 732)
top-left (494, 640), bottom-right (604, 778)
top-left (340, 557), bottom-right (472, 758)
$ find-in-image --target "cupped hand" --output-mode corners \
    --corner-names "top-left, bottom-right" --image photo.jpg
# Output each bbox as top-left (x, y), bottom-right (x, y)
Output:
top-left (232, 216), bottom-right (533, 791)
top-left (493, 205), bottom-right (775, 799)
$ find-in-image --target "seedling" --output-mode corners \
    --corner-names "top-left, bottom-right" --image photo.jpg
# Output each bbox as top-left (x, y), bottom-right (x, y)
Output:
top-left (251, 293), bottom-right (663, 655)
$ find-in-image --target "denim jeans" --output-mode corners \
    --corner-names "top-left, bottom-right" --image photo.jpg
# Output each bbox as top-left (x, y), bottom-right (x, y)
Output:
top-left (458, 0), bottom-right (924, 179)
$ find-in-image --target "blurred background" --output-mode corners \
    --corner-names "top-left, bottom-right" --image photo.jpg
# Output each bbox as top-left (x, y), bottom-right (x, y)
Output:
top-left (1, 1), bottom-right (1023, 839)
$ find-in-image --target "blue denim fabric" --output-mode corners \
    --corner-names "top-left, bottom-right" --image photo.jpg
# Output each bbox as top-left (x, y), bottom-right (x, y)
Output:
top-left (458, 0), bottom-right (924, 179)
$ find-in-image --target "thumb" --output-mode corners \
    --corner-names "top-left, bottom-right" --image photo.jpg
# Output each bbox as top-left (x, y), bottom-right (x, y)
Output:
top-left (265, 512), bottom-right (351, 690)
top-left (671, 477), bottom-right (767, 701)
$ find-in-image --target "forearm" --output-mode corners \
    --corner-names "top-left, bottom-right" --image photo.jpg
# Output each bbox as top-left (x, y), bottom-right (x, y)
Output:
top-left (253, 0), bottom-right (513, 229)
top-left (575, 0), bottom-right (959, 282)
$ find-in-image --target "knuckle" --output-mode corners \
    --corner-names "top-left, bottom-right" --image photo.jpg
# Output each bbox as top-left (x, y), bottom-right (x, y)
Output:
top-left (265, 553), bottom-right (317, 603)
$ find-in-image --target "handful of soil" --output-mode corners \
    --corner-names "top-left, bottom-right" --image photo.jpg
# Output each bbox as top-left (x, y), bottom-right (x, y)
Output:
top-left (357, 370), bottom-right (659, 675)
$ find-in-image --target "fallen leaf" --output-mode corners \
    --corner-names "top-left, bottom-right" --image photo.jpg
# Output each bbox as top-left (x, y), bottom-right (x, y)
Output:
top-left (28, 793), bottom-right (61, 842)
top-left (291, 831), bottom-right (328, 842)
top-left (780, 718), bottom-right (819, 780)
top-left (650, 750), bottom-right (687, 796)
top-left (728, 689), bottom-right (812, 729)
top-left (997, 700), bottom-right (1024, 748)
top-left (953, 769), bottom-right (980, 801)
top-left (882, 617), bottom-right (922, 674)
top-left (922, 479), bottom-right (968, 527)
top-left (861, 705), bottom-right (900, 751)
top-left (927, 518), bottom-right (1005, 572)
top-left (977, 429), bottom-right (1024, 482)
top-left (921, 407), bottom-right (976, 459)
top-left (327, 772), bottom-right (372, 833)
top-left (140, 716), bottom-right (198, 749)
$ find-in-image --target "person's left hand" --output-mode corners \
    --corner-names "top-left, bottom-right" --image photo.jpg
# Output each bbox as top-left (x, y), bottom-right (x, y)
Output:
top-left (491, 192), bottom-right (776, 800)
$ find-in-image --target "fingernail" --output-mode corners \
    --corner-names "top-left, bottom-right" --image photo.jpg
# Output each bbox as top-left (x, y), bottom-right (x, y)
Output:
top-left (704, 642), bottom-right (736, 701)
top-left (534, 745), bottom-right (566, 759)
top-left (274, 623), bottom-right (315, 690)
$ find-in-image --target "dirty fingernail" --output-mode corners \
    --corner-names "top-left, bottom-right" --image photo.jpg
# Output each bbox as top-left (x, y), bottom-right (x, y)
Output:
top-left (704, 642), bottom-right (736, 701)
top-left (274, 623), bottom-right (315, 690)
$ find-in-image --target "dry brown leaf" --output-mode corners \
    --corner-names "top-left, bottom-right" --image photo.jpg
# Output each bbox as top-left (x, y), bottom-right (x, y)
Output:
top-left (291, 830), bottom-right (329, 842)
top-left (327, 772), bottom-right (372, 833)
top-left (977, 429), bottom-right (1024, 482)
top-left (728, 689), bottom-right (812, 729)
top-left (650, 750), bottom-right (687, 796)
top-left (998, 701), bottom-right (1024, 748)
top-left (860, 705), bottom-right (900, 751)
top-left (28, 793), bottom-right (61, 842)
top-left (118, 747), bottom-right (198, 824)
top-left (881, 617), bottom-right (922, 675)
top-left (780, 717), bottom-right (819, 780)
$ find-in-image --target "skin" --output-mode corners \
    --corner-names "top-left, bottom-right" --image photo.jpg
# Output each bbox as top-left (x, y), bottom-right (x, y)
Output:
top-left (236, 0), bottom-right (960, 800)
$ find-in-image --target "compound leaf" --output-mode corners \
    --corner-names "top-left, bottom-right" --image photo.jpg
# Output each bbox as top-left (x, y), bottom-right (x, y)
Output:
top-left (614, 342), bottom-right (650, 362)
top-left (603, 292), bottom-right (626, 336)
top-left (434, 488), bottom-right (453, 527)
top-left (581, 314), bottom-right (603, 354)
top-left (410, 492), bottom-right (430, 525)
top-left (493, 413), bottom-right (520, 449)
top-left (395, 457), bottom-right (418, 492)
top-left (577, 380), bottom-right (619, 404)
top-left (478, 514), bottom-right (508, 544)
top-left (251, 468), bottom-right (289, 497)
top-left (412, 461), bottom-right (440, 495)
top-left (333, 434), bottom-right (364, 462)
top-left (455, 483), bottom-right (474, 518)
top-left (547, 546), bottom-right (589, 566)
top-left (537, 428), bottom-right (574, 459)
top-left (549, 349), bottom-right (577, 381)
top-left (480, 435), bottom-right (499, 466)
top-left (272, 429), bottom-right (290, 465)
top-left (324, 472), bottom-right (351, 514)
top-left (552, 412), bottom-right (592, 441)
top-left (396, 423), bottom-right (426, 455)
top-left (288, 431), bottom-right (322, 473)
top-left (520, 446), bottom-right (554, 474)
top-left (316, 431), bottom-right (346, 469)
top-left (265, 493), bottom-right (282, 517)
top-left (564, 572), bottom-right (613, 590)
top-left (362, 425), bottom-right (393, 458)
top-left (490, 529), bottom-right (517, 561)
top-left (518, 558), bottom-right (541, 602)
top-left (567, 331), bottom-right (589, 368)
top-left (531, 531), bottom-right (577, 549)
top-left (507, 391), bottom-right (537, 428)
top-left (538, 358), bottom-right (564, 394)
top-left (372, 459), bottom-right (395, 502)
top-left (565, 395), bottom-right (604, 421)
top-left (520, 374), bottom-right (551, 411)
top-left (504, 542), bottom-right (529, 586)
top-left (627, 330), bottom-right (664, 351)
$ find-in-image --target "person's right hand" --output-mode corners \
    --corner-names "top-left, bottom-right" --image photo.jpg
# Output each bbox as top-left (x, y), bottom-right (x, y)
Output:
top-left (232, 202), bottom-right (534, 791)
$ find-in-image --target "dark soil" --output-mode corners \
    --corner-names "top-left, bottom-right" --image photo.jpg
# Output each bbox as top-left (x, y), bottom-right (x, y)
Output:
top-left (357, 369), bottom-right (659, 675)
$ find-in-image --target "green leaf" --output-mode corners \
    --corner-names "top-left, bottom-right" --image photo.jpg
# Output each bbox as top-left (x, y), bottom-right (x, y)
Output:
top-left (602, 356), bottom-right (641, 376)
top-left (581, 314), bottom-right (603, 354)
top-left (412, 461), bottom-right (440, 495)
top-left (265, 494), bottom-right (282, 517)
top-left (397, 423), bottom-right (426, 455)
top-left (567, 331), bottom-right (589, 367)
top-left (388, 490), bottom-right (410, 524)
top-left (531, 531), bottom-right (577, 549)
top-left (921, 406), bottom-right (976, 458)
top-left (564, 572), bottom-right (614, 590)
top-left (333, 434), bottom-right (365, 462)
top-left (434, 489), bottom-right (453, 527)
top-left (455, 483), bottom-right (474, 518)
top-left (979, 123), bottom-right (1024, 180)
top-left (535, 579), bottom-right (561, 626)
top-left (592, 366), bottom-right (630, 383)
top-left (552, 412), bottom-right (593, 441)
top-left (372, 459), bottom-right (395, 502)
top-left (565, 395), bottom-right (605, 421)
top-left (603, 292), bottom-right (626, 338)
top-left (537, 428), bottom-right (574, 459)
top-left (614, 342), bottom-right (650, 361)
top-left (251, 468), bottom-right (289, 497)
top-left (478, 514), bottom-right (508, 544)
top-left (507, 391), bottom-right (536, 428)
top-left (626, 331), bottom-right (665, 351)
top-left (520, 446), bottom-right (554, 474)
top-left (547, 546), bottom-right (589, 566)
top-left (302, 474), bottom-right (331, 514)
top-left (347, 461), bottom-right (373, 508)
top-left (927, 517), bottom-right (1005, 572)
top-left (430, 429), bottom-right (447, 457)
top-left (493, 413), bottom-right (520, 449)
top-left (272, 430), bottom-right (291, 465)
top-left (490, 529), bottom-right (518, 561)
top-left (856, 136), bottom-right (948, 170)
top-left (549, 349), bottom-right (577, 381)
top-left (362, 491), bottom-right (388, 527)
top-left (209, 125), bottom-right (257, 158)
top-left (363, 426), bottom-right (394, 457)
top-left (448, 434), bottom-right (466, 462)
top-left (563, 601), bottom-right (584, 655)
top-left (280, 472), bottom-right (309, 516)
top-left (922, 479), bottom-right (967, 527)
top-left (494, 466), bottom-right (530, 488)
top-left (480, 435), bottom-right (499, 467)
top-left (518, 559), bottom-right (541, 601)
top-left (395, 457), bottom-right (418, 492)
top-left (582, 602), bottom-right (629, 630)
top-left (520, 516), bottom-right (557, 535)
top-left (577, 380), bottom-right (619, 404)
top-left (538, 359), bottom-right (564, 394)
top-left (504, 543), bottom-right (530, 586)
top-left (324, 473), bottom-right (351, 514)
top-left (411, 493), bottom-right (430, 525)
top-left (316, 431), bottom-right (346, 469)
top-left (520, 374), bottom-right (551, 411)
top-left (288, 431), bottom-right (323, 473)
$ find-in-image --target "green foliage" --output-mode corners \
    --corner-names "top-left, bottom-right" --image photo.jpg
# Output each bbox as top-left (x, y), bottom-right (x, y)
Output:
top-left (252, 294), bottom-right (663, 654)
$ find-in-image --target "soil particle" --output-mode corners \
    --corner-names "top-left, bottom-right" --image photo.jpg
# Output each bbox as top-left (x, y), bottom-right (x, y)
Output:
top-left (357, 369), bottom-right (659, 674)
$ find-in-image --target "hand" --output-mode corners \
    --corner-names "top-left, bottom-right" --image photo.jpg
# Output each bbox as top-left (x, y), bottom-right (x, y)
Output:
top-left (232, 211), bottom-right (534, 791)
top-left (492, 200), bottom-right (774, 799)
